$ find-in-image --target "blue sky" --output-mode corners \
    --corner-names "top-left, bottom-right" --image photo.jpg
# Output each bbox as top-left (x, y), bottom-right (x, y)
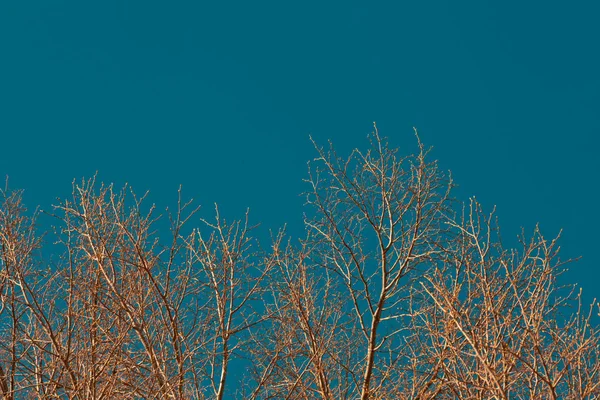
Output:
top-left (1, 1), bottom-right (599, 304)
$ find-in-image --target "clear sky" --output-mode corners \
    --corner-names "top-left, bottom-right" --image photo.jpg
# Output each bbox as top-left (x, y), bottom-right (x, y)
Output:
top-left (1, 1), bottom-right (599, 305)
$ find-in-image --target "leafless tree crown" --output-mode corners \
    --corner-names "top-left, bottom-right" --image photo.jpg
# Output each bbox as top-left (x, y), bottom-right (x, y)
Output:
top-left (1, 128), bottom-right (598, 399)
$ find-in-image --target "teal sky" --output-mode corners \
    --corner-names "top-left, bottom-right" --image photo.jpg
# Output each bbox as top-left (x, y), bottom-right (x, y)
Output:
top-left (1, 1), bottom-right (599, 303)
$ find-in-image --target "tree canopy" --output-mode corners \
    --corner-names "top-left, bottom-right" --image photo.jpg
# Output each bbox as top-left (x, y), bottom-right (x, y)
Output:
top-left (1, 129), bottom-right (598, 399)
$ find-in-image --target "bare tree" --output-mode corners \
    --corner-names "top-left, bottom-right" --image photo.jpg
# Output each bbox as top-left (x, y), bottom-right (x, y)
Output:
top-left (302, 127), bottom-right (451, 399)
top-left (0, 185), bottom-right (44, 400)
top-left (1, 127), bottom-right (598, 399)
top-left (0, 178), bottom-right (273, 399)
top-left (408, 200), bottom-right (600, 399)
top-left (183, 205), bottom-right (276, 400)
top-left (246, 236), bottom-right (353, 399)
